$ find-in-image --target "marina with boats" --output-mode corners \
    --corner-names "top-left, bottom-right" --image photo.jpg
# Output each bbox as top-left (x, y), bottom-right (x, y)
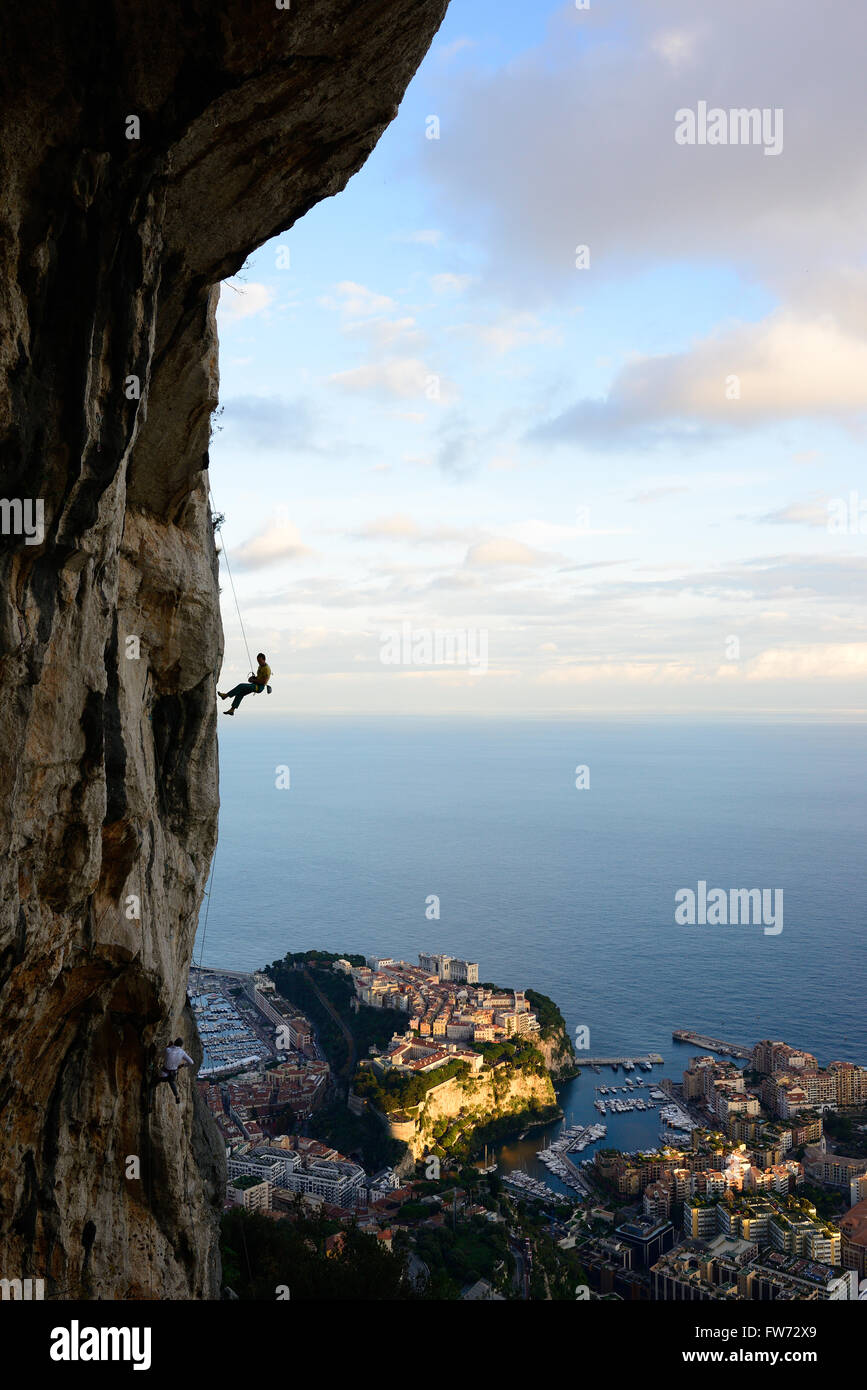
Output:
top-left (592, 1074), bottom-right (669, 1115)
top-left (494, 1033), bottom-right (716, 1205)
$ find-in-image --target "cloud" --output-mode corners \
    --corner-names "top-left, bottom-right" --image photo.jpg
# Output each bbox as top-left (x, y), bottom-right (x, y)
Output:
top-left (218, 281), bottom-right (275, 323)
top-left (539, 661), bottom-right (698, 685)
top-left (221, 395), bottom-right (319, 451)
top-left (323, 281), bottom-right (396, 317)
top-left (468, 313), bottom-right (561, 356)
top-left (630, 486), bottom-right (690, 504)
top-left (329, 357), bottom-right (453, 401)
top-left (758, 497), bottom-right (831, 528)
top-left (532, 312), bottom-right (867, 445)
top-left (354, 514), bottom-right (471, 544)
top-left (742, 643), bottom-right (867, 681)
top-left (393, 229), bottom-right (442, 246)
top-left (464, 538), bottom-right (553, 568)
top-left (430, 273), bottom-right (473, 294)
top-left (343, 315), bottom-right (424, 350)
top-left (422, 0), bottom-right (867, 300)
top-left (231, 520), bottom-right (313, 571)
top-left (437, 37), bottom-right (476, 61)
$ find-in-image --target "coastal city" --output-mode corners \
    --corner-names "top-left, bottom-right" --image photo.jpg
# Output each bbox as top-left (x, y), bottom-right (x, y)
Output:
top-left (190, 950), bottom-right (867, 1301)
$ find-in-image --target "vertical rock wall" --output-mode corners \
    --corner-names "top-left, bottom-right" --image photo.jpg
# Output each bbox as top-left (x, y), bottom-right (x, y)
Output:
top-left (0, 0), bottom-right (447, 1299)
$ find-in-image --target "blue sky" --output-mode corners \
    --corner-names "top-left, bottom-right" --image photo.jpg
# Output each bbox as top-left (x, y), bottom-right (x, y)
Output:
top-left (210, 0), bottom-right (867, 716)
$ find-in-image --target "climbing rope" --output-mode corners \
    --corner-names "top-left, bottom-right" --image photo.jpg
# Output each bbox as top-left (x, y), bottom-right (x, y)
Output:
top-left (208, 483), bottom-right (254, 673)
top-left (192, 837), bottom-right (218, 991)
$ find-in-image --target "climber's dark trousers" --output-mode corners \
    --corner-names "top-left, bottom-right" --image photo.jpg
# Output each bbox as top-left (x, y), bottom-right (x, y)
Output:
top-left (154, 1069), bottom-right (180, 1101)
top-left (225, 682), bottom-right (257, 711)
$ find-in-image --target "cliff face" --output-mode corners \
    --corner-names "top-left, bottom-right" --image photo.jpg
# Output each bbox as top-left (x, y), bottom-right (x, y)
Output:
top-left (538, 1035), bottom-right (580, 1082)
top-left (390, 1069), bottom-right (558, 1161)
top-left (0, 1), bottom-right (447, 1300)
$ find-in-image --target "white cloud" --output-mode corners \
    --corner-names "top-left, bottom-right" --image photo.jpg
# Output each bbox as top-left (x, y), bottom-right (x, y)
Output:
top-left (539, 662), bottom-right (698, 685)
top-left (357, 513), bottom-right (419, 539)
top-left (430, 273), bottom-right (473, 294)
top-left (323, 281), bottom-right (396, 317)
top-left (535, 311), bottom-right (867, 443)
top-left (231, 520), bottom-right (312, 571)
top-left (471, 313), bottom-right (561, 356)
top-left (424, 0), bottom-right (867, 300)
top-left (742, 643), bottom-right (867, 681)
top-left (393, 229), bottom-right (442, 246)
top-left (344, 315), bottom-right (424, 350)
top-left (354, 515), bottom-right (472, 545)
top-left (219, 281), bottom-right (275, 323)
top-left (630, 486), bottom-right (690, 504)
top-left (329, 357), bottom-right (454, 401)
top-left (465, 538), bottom-right (552, 568)
top-left (758, 497), bottom-right (831, 528)
top-left (437, 37), bottom-right (476, 61)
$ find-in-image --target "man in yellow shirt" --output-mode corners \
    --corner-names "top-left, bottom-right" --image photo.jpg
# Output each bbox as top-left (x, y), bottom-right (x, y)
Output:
top-left (218, 652), bottom-right (272, 715)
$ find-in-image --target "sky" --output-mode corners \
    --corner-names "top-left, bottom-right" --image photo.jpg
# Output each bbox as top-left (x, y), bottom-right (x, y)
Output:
top-left (209, 0), bottom-right (867, 717)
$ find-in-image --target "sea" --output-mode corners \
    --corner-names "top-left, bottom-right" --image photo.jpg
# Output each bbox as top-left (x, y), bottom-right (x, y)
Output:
top-left (194, 717), bottom-right (866, 1186)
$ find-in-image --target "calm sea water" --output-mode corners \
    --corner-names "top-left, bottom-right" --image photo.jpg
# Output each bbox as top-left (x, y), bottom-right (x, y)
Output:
top-left (195, 718), bottom-right (866, 1176)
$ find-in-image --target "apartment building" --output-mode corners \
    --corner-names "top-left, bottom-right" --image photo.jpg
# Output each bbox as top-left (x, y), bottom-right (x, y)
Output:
top-left (840, 1199), bottom-right (867, 1280)
top-left (226, 1176), bottom-right (272, 1212)
top-left (803, 1144), bottom-right (867, 1191)
top-left (752, 1041), bottom-right (818, 1075)
top-left (227, 1143), bottom-right (366, 1209)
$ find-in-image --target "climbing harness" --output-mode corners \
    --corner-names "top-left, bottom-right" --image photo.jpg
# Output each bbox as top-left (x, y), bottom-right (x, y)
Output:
top-left (209, 484), bottom-right (273, 699)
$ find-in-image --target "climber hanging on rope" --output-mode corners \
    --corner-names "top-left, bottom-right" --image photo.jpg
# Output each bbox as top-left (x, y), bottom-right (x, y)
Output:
top-left (218, 652), bottom-right (272, 716)
top-left (152, 1038), bottom-right (196, 1105)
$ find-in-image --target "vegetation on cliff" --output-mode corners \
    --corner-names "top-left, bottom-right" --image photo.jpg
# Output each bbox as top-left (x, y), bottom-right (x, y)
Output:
top-left (427, 1100), bottom-right (561, 1164)
top-left (354, 1059), bottom-right (471, 1113)
top-left (471, 1034), bottom-right (549, 1076)
top-left (525, 988), bottom-right (579, 1079)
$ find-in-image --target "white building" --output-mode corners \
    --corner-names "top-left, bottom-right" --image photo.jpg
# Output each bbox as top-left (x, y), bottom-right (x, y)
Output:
top-left (418, 952), bottom-right (479, 984)
top-left (227, 1147), bottom-right (365, 1209)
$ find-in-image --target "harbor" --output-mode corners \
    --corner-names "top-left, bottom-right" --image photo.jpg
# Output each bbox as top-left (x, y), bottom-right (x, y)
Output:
top-left (593, 1075), bottom-right (669, 1115)
top-left (537, 1121), bottom-right (606, 1195)
top-left (493, 1034), bottom-right (705, 1202)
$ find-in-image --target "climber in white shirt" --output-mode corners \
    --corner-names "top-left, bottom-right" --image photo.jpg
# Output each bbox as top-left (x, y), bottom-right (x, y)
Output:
top-left (153, 1037), bottom-right (196, 1104)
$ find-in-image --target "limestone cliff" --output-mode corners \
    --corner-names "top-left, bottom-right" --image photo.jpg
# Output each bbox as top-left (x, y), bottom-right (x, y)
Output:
top-left (388, 1069), bottom-right (559, 1162)
top-left (0, 1), bottom-right (447, 1300)
top-left (525, 989), bottom-right (579, 1080)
